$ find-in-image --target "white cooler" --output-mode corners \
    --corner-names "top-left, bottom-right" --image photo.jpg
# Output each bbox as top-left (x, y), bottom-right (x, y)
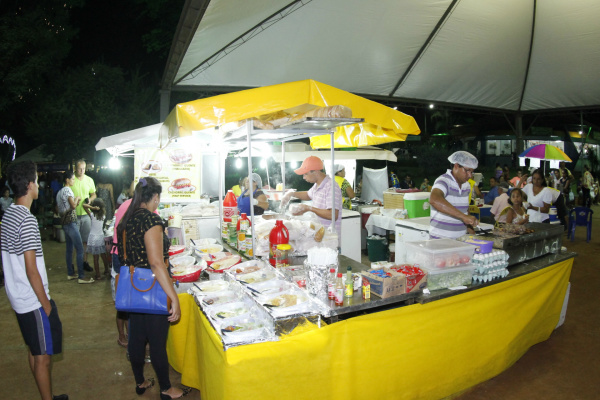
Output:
top-left (395, 217), bottom-right (432, 264)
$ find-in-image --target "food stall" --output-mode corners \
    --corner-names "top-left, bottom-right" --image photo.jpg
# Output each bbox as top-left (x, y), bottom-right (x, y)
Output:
top-left (98, 79), bottom-right (574, 400)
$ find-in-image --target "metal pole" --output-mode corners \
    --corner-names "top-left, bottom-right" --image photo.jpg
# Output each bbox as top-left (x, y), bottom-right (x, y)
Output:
top-left (281, 142), bottom-right (286, 189)
top-left (330, 131), bottom-right (336, 232)
top-left (218, 146), bottom-right (224, 245)
top-left (246, 121), bottom-right (256, 259)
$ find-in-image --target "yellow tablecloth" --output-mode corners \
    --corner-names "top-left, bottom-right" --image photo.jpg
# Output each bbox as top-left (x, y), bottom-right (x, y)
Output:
top-left (167, 258), bottom-right (573, 400)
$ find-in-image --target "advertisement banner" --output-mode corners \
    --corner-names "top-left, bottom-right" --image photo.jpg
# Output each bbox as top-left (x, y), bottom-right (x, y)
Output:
top-left (134, 147), bottom-right (200, 202)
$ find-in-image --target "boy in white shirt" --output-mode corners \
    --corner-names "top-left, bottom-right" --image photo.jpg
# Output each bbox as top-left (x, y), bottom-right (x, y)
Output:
top-left (1, 161), bottom-right (68, 400)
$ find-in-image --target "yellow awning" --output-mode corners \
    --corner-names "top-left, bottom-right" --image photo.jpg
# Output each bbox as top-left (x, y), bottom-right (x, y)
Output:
top-left (162, 79), bottom-right (420, 148)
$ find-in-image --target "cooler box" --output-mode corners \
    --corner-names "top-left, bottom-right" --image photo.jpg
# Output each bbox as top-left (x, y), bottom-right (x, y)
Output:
top-left (404, 192), bottom-right (431, 219)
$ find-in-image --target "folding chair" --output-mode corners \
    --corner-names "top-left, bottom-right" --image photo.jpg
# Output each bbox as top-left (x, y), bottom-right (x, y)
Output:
top-left (567, 207), bottom-right (593, 242)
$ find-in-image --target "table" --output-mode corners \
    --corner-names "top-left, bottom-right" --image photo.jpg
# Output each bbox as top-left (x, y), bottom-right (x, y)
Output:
top-left (365, 213), bottom-right (398, 236)
top-left (167, 252), bottom-right (575, 400)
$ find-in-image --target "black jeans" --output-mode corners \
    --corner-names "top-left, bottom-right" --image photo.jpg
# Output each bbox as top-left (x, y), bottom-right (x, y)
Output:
top-left (128, 313), bottom-right (171, 392)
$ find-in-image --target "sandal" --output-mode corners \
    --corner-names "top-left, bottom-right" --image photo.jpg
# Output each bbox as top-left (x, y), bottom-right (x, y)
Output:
top-left (160, 386), bottom-right (191, 399)
top-left (136, 377), bottom-right (155, 395)
top-left (94, 275), bottom-right (103, 280)
top-left (117, 338), bottom-right (128, 348)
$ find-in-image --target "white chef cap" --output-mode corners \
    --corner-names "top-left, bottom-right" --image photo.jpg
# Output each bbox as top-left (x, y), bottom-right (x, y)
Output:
top-left (248, 172), bottom-right (262, 188)
top-left (448, 151), bottom-right (478, 169)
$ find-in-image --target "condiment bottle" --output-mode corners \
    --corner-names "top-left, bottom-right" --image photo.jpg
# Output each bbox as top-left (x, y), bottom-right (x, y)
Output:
top-left (344, 266), bottom-right (353, 297)
top-left (328, 268), bottom-right (336, 299)
top-left (237, 213), bottom-right (251, 232)
top-left (269, 220), bottom-right (289, 266)
top-left (274, 244), bottom-right (291, 268)
top-left (334, 273), bottom-right (344, 306)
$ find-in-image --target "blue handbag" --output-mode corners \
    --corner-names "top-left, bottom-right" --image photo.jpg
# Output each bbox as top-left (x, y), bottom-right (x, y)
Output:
top-left (114, 231), bottom-right (171, 315)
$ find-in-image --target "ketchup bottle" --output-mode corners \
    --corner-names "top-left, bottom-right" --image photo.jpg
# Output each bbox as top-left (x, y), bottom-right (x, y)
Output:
top-left (269, 220), bottom-right (289, 266)
top-left (223, 190), bottom-right (238, 222)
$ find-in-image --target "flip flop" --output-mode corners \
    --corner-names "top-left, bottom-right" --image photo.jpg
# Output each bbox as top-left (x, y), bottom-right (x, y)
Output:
top-left (95, 275), bottom-right (104, 280)
top-left (117, 338), bottom-right (128, 348)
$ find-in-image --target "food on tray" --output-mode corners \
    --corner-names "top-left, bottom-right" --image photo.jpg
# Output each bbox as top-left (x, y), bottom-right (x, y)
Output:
top-left (202, 292), bottom-right (236, 306)
top-left (267, 294), bottom-right (298, 307)
top-left (195, 280), bottom-right (228, 292)
top-left (493, 223), bottom-right (534, 236)
top-left (169, 149), bottom-right (193, 164)
top-left (216, 308), bottom-right (248, 319)
top-left (234, 265), bottom-right (260, 274)
top-left (209, 254), bottom-right (241, 271)
top-left (240, 273), bottom-right (273, 284)
top-left (196, 244), bottom-right (223, 254)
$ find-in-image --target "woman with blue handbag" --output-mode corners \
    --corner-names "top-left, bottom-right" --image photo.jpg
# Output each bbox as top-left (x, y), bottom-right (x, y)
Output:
top-left (117, 177), bottom-right (189, 399)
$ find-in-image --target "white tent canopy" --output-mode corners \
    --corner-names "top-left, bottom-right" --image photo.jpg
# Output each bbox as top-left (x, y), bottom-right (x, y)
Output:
top-left (164, 0), bottom-right (600, 113)
top-left (95, 123), bottom-right (165, 156)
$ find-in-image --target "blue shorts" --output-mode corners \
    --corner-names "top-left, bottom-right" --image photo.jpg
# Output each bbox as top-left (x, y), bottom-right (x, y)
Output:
top-left (15, 299), bottom-right (63, 356)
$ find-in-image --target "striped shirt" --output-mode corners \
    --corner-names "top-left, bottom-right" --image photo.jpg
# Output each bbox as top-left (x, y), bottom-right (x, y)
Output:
top-left (1, 204), bottom-right (49, 314)
top-left (308, 175), bottom-right (343, 239)
top-left (430, 169), bottom-right (470, 239)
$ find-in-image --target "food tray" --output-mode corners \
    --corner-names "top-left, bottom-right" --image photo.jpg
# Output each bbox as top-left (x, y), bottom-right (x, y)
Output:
top-left (420, 264), bottom-right (476, 290)
top-left (246, 279), bottom-right (293, 297)
top-left (201, 290), bottom-right (239, 307)
top-left (193, 280), bottom-right (230, 294)
top-left (405, 239), bottom-right (475, 269)
top-left (207, 301), bottom-right (252, 321)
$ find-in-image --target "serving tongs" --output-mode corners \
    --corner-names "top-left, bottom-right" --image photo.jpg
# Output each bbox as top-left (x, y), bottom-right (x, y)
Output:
top-left (473, 225), bottom-right (493, 235)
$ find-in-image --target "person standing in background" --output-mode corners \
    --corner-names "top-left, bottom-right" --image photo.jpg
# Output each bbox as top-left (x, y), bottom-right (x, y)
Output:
top-left (582, 164), bottom-right (593, 208)
top-left (1, 161), bottom-right (68, 400)
top-left (333, 164), bottom-right (355, 209)
top-left (95, 170), bottom-right (115, 222)
top-left (71, 160), bottom-right (96, 272)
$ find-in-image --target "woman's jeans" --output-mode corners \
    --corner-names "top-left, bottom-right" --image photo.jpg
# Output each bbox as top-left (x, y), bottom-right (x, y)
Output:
top-left (63, 222), bottom-right (85, 278)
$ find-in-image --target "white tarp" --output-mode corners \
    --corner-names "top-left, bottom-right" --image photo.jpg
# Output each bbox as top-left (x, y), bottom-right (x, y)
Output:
top-left (95, 123), bottom-right (164, 155)
top-left (170, 0), bottom-right (600, 112)
top-left (361, 167), bottom-right (388, 204)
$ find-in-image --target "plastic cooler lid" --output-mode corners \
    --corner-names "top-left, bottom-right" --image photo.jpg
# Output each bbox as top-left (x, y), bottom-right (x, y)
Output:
top-left (404, 192), bottom-right (431, 201)
top-left (419, 263), bottom-right (476, 275)
top-left (405, 239), bottom-right (475, 253)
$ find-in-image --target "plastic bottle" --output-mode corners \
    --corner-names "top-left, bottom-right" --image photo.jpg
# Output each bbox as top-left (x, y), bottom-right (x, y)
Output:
top-left (237, 213), bottom-right (251, 232)
top-left (269, 220), bottom-right (289, 266)
top-left (334, 273), bottom-right (344, 306)
top-left (328, 268), bottom-right (336, 299)
top-left (223, 190), bottom-right (238, 223)
top-left (345, 266), bottom-right (353, 297)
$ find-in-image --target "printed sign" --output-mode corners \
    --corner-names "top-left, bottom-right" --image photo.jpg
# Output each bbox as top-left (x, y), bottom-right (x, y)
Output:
top-left (134, 147), bottom-right (200, 202)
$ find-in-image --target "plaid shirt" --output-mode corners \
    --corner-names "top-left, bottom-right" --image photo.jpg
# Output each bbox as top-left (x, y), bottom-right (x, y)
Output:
top-left (308, 175), bottom-right (343, 237)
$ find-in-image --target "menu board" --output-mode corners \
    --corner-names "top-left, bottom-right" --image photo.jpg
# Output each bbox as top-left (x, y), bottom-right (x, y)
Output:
top-left (134, 147), bottom-right (200, 202)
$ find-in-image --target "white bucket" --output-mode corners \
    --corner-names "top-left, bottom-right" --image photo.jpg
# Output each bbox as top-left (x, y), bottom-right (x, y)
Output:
top-left (168, 213), bottom-right (182, 228)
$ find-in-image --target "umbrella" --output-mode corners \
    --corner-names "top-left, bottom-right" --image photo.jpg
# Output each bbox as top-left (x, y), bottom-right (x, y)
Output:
top-left (519, 144), bottom-right (572, 162)
top-left (519, 144), bottom-right (572, 173)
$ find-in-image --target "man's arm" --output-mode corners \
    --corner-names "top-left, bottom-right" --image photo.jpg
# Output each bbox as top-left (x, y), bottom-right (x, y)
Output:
top-left (429, 188), bottom-right (478, 226)
top-left (291, 191), bottom-right (311, 201)
top-left (24, 250), bottom-right (51, 316)
top-left (300, 205), bottom-right (339, 221)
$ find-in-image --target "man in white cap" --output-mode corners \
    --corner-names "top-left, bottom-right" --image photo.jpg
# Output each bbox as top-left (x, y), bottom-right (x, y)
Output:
top-left (429, 151), bottom-right (479, 239)
top-left (280, 156), bottom-right (343, 240)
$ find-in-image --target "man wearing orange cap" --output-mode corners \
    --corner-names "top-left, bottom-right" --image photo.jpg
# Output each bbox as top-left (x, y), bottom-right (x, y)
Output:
top-left (281, 156), bottom-right (343, 242)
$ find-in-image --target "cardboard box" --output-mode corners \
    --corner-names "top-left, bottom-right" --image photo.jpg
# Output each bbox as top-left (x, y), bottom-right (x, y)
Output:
top-left (362, 268), bottom-right (406, 299)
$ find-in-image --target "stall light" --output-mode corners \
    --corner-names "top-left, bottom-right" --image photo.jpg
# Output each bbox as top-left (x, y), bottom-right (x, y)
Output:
top-left (429, 104), bottom-right (435, 109)
top-left (235, 158), bottom-right (243, 169)
top-left (260, 159), bottom-right (267, 169)
top-left (108, 157), bottom-right (121, 170)
top-left (291, 161), bottom-right (298, 169)
top-left (579, 131), bottom-right (583, 135)
top-left (393, 106), bottom-right (397, 110)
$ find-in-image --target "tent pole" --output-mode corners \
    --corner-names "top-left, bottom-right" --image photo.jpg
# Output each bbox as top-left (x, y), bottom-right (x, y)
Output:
top-left (246, 121), bottom-right (256, 259)
top-left (515, 113), bottom-right (524, 158)
top-left (281, 142), bottom-right (286, 190)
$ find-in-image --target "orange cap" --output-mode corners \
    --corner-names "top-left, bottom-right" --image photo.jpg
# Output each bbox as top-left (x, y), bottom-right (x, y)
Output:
top-left (294, 156), bottom-right (324, 175)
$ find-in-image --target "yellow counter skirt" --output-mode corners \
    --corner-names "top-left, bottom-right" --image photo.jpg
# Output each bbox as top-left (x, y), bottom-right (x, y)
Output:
top-left (167, 258), bottom-right (572, 400)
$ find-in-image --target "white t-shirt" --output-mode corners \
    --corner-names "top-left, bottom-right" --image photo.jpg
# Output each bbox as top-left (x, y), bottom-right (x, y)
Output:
top-left (522, 184), bottom-right (553, 222)
top-left (57, 186), bottom-right (75, 215)
top-left (1, 204), bottom-right (50, 314)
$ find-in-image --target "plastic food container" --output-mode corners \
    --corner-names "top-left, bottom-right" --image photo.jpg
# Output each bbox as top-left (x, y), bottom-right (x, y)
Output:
top-left (168, 245), bottom-right (186, 257)
top-left (236, 269), bottom-right (276, 285)
top-left (194, 280), bottom-right (229, 293)
top-left (195, 244), bottom-right (224, 255)
top-left (208, 301), bottom-right (251, 321)
top-left (405, 239), bottom-right (475, 269)
top-left (201, 290), bottom-right (239, 307)
top-left (229, 260), bottom-right (266, 275)
top-left (420, 264), bottom-right (476, 290)
top-left (247, 279), bottom-right (291, 296)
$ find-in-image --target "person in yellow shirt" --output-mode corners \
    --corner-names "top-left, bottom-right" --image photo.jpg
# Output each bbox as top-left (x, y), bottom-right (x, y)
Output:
top-left (468, 178), bottom-right (483, 204)
top-left (71, 159), bottom-right (96, 271)
top-left (333, 164), bottom-right (355, 209)
top-left (231, 177), bottom-right (244, 197)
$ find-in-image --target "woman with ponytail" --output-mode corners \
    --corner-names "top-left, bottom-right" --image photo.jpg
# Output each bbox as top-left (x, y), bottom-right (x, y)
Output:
top-left (117, 177), bottom-right (189, 399)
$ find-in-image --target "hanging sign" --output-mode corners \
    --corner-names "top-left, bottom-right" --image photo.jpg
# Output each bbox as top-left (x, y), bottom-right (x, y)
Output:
top-left (134, 147), bottom-right (200, 202)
